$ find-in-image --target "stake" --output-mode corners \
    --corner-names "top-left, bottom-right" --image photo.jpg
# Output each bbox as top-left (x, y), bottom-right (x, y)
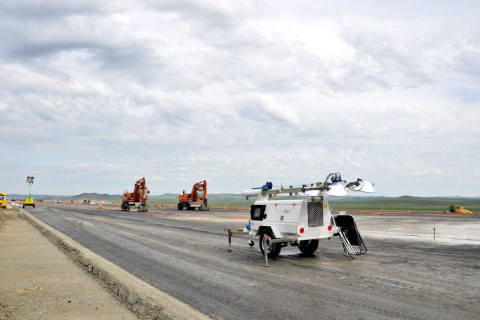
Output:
top-left (433, 227), bottom-right (436, 240)
top-left (263, 235), bottom-right (269, 267)
top-left (227, 227), bottom-right (232, 251)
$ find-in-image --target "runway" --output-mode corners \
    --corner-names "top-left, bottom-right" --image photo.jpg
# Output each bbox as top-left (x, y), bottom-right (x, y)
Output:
top-left (25, 202), bottom-right (480, 320)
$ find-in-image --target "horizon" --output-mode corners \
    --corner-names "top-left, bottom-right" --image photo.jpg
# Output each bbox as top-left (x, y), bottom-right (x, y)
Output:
top-left (6, 192), bottom-right (480, 199)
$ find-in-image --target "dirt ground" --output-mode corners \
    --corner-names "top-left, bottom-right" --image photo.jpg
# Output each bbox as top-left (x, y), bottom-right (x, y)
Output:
top-left (0, 208), bottom-right (138, 320)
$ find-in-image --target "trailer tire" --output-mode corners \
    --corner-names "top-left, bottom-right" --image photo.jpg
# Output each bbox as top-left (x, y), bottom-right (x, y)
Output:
top-left (298, 239), bottom-right (319, 255)
top-left (259, 229), bottom-right (281, 258)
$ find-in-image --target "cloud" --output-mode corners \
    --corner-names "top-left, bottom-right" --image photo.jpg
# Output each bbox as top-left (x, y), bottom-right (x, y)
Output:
top-left (236, 93), bottom-right (299, 125)
top-left (0, 1), bottom-right (479, 196)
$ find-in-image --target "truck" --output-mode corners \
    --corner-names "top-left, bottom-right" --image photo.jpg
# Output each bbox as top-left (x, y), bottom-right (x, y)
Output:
top-left (121, 177), bottom-right (149, 212)
top-left (0, 192), bottom-right (7, 209)
top-left (234, 173), bottom-right (374, 260)
top-left (178, 180), bottom-right (209, 211)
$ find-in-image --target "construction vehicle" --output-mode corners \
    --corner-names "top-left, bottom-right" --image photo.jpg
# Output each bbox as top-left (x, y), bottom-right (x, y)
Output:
top-left (0, 192), bottom-right (7, 209)
top-left (178, 180), bottom-right (209, 211)
top-left (121, 177), bottom-right (149, 212)
top-left (23, 176), bottom-right (35, 208)
top-left (23, 197), bottom-right (35, 208)
top-left (449, 204), bottom-right (472, 214)
top-left (83, 199), bottom-right (91, 204)
top-left (227, 173), bottom-right (374, 262)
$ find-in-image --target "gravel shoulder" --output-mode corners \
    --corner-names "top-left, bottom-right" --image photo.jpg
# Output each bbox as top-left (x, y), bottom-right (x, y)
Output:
top-left (0, 208), bottom-right (138, 320)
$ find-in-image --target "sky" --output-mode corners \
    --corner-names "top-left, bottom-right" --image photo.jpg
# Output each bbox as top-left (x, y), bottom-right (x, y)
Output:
top-left (0, 0), bottom-right (479, 197)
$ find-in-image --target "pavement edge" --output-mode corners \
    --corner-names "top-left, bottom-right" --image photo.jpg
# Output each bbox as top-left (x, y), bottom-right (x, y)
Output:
top-left (20, 209), bottom-right (210, 320)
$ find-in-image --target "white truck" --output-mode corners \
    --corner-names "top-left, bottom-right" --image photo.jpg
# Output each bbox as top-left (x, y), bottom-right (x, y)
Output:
top-left (229, 173), bottom-right (374, 261)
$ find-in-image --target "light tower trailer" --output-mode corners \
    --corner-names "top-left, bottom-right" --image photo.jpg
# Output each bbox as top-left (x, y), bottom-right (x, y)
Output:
top-left (228, 173), bottom-right (374, 264)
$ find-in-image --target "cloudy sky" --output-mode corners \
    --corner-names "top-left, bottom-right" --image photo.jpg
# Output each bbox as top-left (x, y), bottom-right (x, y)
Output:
top-left (1, 0), bottom-right (479, 197)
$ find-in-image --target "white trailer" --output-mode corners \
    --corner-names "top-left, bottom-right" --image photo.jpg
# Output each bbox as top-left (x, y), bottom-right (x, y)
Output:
top-left (228, 173), bottom-right (374, 263)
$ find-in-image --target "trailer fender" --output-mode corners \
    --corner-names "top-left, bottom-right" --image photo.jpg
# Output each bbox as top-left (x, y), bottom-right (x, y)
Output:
top-left (257, 225), bottom-right (283, 239)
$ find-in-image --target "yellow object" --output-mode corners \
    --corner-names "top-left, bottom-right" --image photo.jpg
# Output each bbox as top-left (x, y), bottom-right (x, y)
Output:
top-left (455, 206), bottom-right (472, 214)
top-left (449, 204), bottom-right (473, 214)
top-left (0, 192), bottom-right (7, 209)
top-left (15, 286), bottom-right (42, 293)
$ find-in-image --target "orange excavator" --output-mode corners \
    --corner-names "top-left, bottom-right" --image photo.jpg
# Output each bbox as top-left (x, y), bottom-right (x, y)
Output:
top-left (178, 180), bottom-right (209, 211)
top-left (121, 177), bottom-right (149, 212)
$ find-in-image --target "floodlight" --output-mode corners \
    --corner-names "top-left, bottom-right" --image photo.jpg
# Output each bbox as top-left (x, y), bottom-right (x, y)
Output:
top-left (325, 182), bottom-right (348, 197)
top-left (303, 190), bottom-right (321, 197)
top-left (348, 179), bottom-right (375, 193)
top-left (244, 189), bottom-right (262, 199)
top-left (358, 180), bottom-right (375, 193)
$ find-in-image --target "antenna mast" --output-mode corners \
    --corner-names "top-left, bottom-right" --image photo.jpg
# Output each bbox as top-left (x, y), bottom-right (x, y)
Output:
top-left (26, 176), bottom-right (34, 197)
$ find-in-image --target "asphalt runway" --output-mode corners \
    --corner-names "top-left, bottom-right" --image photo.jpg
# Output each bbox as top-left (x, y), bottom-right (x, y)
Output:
top-left (26, 203), bottom-right (480, 320)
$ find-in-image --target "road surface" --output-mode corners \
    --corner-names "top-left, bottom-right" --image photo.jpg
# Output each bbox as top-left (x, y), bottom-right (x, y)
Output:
top-left (26, 203), bottom-right (480, 320)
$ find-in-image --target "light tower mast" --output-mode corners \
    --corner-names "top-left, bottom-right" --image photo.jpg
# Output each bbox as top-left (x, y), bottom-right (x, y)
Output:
top-left (26, 176), bottom-right (34, 197)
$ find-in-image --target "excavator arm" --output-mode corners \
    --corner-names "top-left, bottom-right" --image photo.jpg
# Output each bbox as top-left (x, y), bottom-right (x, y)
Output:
top-left (132, 177), bottom-right (149, 202)
top-left (190, 180), bottom-right (207, 202)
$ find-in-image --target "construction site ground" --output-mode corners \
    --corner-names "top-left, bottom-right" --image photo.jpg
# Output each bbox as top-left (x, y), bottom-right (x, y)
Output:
top-left (0, 208), bottom-right (137, 320)
top-left (2, 202), bottom-right (480, 319)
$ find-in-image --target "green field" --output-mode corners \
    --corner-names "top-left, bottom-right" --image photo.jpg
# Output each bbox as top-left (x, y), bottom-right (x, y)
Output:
top-left (165, 195), bottom-right (480, 212)
top-left (327, 196), bottom-right (480, 212)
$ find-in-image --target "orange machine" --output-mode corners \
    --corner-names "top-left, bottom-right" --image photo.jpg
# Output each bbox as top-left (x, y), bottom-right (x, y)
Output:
top-left (178, 180), bottom-right (209, 211)
top-left (121, 177), bottom-right (149, 212)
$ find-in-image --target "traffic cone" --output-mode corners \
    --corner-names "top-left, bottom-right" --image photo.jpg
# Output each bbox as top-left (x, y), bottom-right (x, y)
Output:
top-left (99, 204), bottom-right (103, 209)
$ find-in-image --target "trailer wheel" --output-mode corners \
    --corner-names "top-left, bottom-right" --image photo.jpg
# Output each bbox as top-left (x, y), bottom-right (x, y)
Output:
top-left (177, 203), bottom-right (182, 210)
top-left (259, 229), bottom-right (281, 258)
top-left (298, 239), bottom-right (319, 255)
